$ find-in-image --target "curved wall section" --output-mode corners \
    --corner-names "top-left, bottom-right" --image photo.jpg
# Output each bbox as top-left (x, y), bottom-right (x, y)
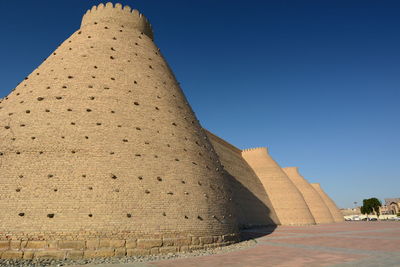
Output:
top-left (283, 167), bottom-right (334, 224)
top-left (205, 130), bottom-right (280, 228)
top-left (242, 148), bottom-right (315, 225)
top-left (311, 183), bottom-right (344, 222)
top-left (0, 2), bottom-right (238, 259)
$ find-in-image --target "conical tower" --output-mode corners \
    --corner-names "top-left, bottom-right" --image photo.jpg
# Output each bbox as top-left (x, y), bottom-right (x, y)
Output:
top-left (205, 130), bottom-right (280, 227)
top-left (283, 167), bottom-right (334, 224)
top-left (242, 148), bottom-right (315, 225)
top-left (0, 3), bottom-right (238, 259)
top-left (311, 183), bottom-right (344, 222)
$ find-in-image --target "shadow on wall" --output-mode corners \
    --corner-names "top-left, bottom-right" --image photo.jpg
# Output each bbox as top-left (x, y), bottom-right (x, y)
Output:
top-left (225, 171), bottom-right (277, 239)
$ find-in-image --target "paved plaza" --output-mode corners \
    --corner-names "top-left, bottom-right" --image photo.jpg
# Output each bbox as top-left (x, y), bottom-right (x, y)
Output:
top-left (91, 221), bottom-right (400, 267)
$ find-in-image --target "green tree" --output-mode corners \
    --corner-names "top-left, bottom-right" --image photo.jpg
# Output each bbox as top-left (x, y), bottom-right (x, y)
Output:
top-left (361, 199), bottom-right (373, 216)
top-left (361, 198), bottom-right (382, 218)
top-left (369, 198), bottom-right (382, 217)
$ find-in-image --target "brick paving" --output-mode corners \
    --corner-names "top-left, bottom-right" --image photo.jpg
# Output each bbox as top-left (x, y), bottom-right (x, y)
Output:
top-left (90, 221), bottom-right (400, 267)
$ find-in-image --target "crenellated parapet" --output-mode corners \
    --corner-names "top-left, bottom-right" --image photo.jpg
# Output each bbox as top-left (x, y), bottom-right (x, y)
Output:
top-left (81, 2), bottom-right (153, 39)
top-left (242, 147), bottom-right (269, 154)
top-left (282, 166), bottom-right (300, 176)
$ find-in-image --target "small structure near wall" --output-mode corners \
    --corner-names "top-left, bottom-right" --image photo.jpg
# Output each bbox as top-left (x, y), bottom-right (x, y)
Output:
top-left (381, 198), bottom-right (400, 215)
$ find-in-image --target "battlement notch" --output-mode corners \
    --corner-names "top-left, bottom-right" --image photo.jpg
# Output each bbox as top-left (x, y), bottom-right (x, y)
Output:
top-left (81, 2), bottom-right (154, 39)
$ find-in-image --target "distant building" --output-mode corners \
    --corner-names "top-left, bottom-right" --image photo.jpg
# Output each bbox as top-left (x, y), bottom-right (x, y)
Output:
top-left (341, 207), bottom-right (361, 216)
top-left (380, 198), bottom-right (400, 215)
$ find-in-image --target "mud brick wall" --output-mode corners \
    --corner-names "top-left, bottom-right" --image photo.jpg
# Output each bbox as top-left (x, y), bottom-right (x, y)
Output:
top-left (311, 183), bottom-right (344, 222)
top-left (242, 148), bottom-right (316, 225)
top-left (205, 130), bottom-right (280, 227)
top-left (283, 167), bottom-right (334, 224)
top-left (0, 2), bottom-right (238, 259)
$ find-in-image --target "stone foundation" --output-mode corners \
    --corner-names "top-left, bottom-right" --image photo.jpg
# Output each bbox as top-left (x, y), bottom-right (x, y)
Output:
top-left (0, 234), bottom-right (239, 259)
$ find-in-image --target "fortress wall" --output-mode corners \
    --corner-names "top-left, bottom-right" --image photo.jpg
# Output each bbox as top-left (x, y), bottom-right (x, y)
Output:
top-left (242, 148), bottom-right (315, 225)
top-left (283, 167), bottom-right (334, 224)
top-left (205, 130), bottom-right (280, 227)
top-left (311, 183), bottom-right (344, 222)
top-left (81, 2), bottom-right (153, 39)
top-left (0, 3), bottom-right (238, 259)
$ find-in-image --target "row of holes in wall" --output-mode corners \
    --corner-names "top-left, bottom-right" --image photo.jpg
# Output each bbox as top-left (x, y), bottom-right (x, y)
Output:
top-left (0, 33), bottom-right (176, 105)
top-left (0, 22), bottom-right (180, 104)
top-left (16, 212), bottom-right (218, 221)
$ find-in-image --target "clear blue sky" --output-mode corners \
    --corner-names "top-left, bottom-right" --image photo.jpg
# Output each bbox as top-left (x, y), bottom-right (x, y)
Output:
top-left (1, 0), bottom-right (399, 208)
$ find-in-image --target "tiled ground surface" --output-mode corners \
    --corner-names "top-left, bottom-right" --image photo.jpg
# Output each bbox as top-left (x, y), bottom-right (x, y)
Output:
top-left (90, 221), bottom-right (400, 267)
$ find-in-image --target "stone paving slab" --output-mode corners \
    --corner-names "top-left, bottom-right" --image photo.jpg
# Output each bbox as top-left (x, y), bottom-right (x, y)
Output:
top-left (271, 236), bottom-right (400, 252)
top-left (83, 222), bottom-right (400, 267)
top-left (151, 243), bottom-right (364, 267)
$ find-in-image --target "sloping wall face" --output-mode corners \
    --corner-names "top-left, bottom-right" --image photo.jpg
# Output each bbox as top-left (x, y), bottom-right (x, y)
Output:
top-left (0, 3), bottom-right (238, 259)
top-left (283, 168), bottom-right (334, 224)
top-left (205, 130), bottom-right (280, 227)
top-left (242, 148), bottom-right (315, 225)
top-left (311, 183), bottom-right (344, 222)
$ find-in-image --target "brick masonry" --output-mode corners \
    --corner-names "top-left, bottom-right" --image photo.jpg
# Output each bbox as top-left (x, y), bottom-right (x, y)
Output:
top-left (0, 2), bottom-right (344, 260)
top-left (0, 2), bottom-right (238, 259)
top-left (283, 167), bottom-right (334, 224)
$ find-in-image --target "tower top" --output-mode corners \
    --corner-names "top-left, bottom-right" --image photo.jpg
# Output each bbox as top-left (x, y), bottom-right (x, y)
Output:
top-left (81, 2), bottom-right (153, 39)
